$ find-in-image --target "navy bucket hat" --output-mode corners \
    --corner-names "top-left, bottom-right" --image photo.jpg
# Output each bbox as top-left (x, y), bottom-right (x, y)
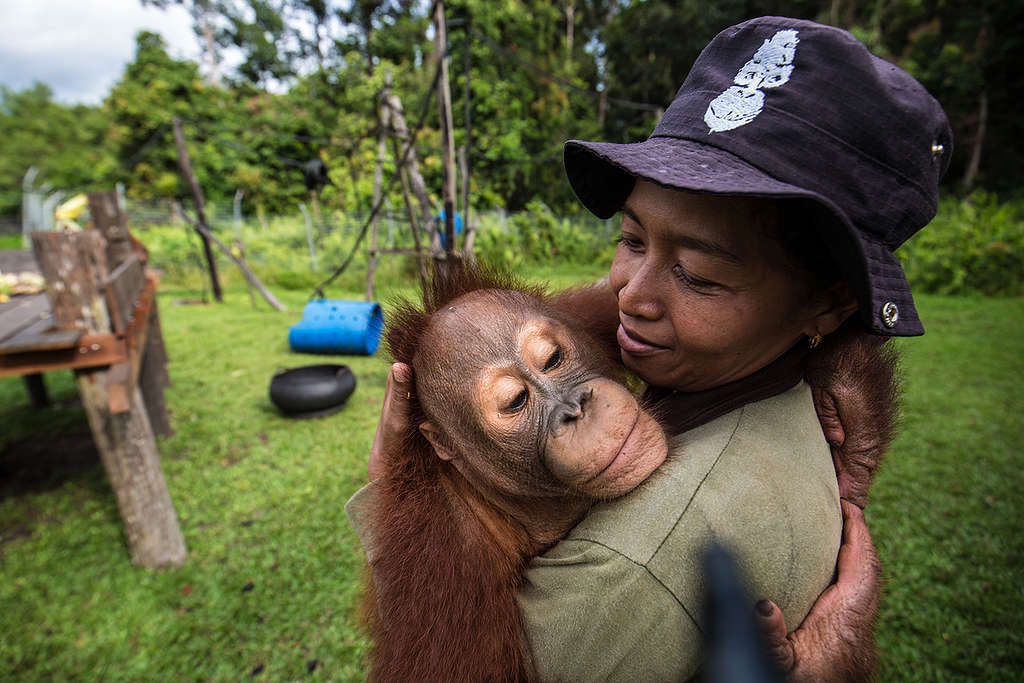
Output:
top-left (564, 16), bottom-right (953, 336)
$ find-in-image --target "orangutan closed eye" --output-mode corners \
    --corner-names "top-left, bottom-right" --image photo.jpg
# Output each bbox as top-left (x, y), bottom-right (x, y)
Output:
top-left (364, 263), bottom-right (668, 682)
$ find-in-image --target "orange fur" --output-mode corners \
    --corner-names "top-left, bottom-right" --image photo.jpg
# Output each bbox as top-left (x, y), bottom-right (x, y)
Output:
top-left (364, 264), bottom-right (553, 682)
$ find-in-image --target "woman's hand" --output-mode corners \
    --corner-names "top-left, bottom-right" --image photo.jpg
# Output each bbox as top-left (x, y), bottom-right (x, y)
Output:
top-left (368, 362), bottom-right (414, 480)
top-left (756, 500), bottom-right (881, 681)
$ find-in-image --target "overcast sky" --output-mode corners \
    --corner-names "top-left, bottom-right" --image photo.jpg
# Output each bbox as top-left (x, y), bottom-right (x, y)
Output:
top-left (1, 0), bottom-right (201, 104)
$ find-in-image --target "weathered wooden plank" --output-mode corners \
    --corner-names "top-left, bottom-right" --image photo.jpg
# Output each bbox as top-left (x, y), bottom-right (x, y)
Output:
top-left (76, 371), bottom-right (186, 568)
top-left (31, 231), bottom-right (110, 332)
top-left (104, 254), bottom-right (144, 335)
top-left (106, 361), bottom-right (133, 414)
top-left (139, 300), bottom-right (172, 436)
top-left (105, 274), bottom-right (156, 415)
top-left (0, 249), bottom-right (39, 274)
top-left (0, 293), bottom-right (50, 345)
top-left (88, 191), bottom-right (135, 269)
top-left (0, 315), bottom-right (81, 353)
top-left (143, 292), bottom-right (170, 389)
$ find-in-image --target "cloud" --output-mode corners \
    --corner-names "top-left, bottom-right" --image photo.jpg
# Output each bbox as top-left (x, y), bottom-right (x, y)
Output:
top-left (0, 0), bottom-right (199, 104)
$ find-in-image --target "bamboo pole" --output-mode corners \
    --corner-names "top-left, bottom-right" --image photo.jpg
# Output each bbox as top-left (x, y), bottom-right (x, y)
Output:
top-left (172, 118), bottom-right (223, 302)
top-left (434, 0), bottom-right (458, 260)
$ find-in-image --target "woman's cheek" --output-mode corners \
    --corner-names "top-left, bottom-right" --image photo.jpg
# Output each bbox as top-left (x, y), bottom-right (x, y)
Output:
top-left (609, 247), bottom-right (634, 294)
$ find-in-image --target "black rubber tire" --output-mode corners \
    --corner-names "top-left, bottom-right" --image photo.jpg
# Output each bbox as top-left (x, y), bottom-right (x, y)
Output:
top-left (269, 364), bottom-right (357, 418)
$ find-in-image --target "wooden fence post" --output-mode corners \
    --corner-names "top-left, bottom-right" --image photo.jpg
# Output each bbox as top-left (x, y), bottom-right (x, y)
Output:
top-left (31, 230), bottom-right (186, 568)
top-left (172, 117), bottom-right (223, 302)
top-left (434, 0), bottom-right (458, 259)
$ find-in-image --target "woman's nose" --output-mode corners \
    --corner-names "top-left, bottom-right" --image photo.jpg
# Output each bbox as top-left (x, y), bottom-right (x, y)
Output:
top-left (616, 262), bottom-right (664, 320)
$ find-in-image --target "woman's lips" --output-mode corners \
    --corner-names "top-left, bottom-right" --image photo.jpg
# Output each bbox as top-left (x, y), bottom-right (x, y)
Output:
top-left (617, 324), bottom-right (668, 356)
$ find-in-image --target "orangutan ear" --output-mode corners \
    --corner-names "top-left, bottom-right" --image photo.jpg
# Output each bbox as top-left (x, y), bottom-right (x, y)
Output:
top-left (419, 421), bottom-right (457, 461)
top-left (805, 281), bottom-right (860, 338)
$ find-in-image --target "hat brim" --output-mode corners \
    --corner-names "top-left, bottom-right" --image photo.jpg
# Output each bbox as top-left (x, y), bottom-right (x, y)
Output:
top-left (564, 137), bottom-right (923, 336)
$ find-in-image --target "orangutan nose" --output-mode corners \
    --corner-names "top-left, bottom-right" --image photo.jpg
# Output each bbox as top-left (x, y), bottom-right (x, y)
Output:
top-left (554, 387), bottom-right (593, 427)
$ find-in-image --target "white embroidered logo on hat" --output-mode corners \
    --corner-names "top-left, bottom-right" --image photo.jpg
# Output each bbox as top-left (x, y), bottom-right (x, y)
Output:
top-left (704, 29), bottom-right (800, 133)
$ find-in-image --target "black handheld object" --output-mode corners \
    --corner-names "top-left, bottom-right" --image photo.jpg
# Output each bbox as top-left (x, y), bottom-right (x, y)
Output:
top-left (702, 543), bottom-right (784, 683)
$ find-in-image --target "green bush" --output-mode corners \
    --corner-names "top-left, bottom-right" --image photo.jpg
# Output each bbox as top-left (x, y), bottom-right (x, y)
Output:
top-left (473, 201), bottom-right (616, 270)
top-left (133, 206), bottom-right (617, 290)
top-left (0, 234), bottom-right (22, 251)
top-left (900, 192), bottom-right (1024, 296)
top-left (129, 194), bottom-right (1023, 300)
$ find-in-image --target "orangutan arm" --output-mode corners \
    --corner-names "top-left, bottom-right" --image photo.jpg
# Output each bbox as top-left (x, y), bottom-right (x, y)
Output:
top-left (368, 362), bottom-right (414, 480)
top-left (756, 325), bottom-right (900, 680)
top-left (756, 501), bottom-right (881, 682)
top-left (804, 324), bottom-right (901, 508)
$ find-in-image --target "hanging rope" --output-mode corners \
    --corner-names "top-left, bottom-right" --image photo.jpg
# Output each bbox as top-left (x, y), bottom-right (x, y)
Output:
top-left (309, 56), bottom-right (445, 300)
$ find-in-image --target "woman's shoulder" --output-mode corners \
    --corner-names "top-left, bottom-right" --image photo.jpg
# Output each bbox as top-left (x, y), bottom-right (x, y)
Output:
top-left (537, 380), bottom-right (840, 627)
top-left (564, 381), bottom-right (826, 557)
top-left (521, 382), bottom-right (839, 681)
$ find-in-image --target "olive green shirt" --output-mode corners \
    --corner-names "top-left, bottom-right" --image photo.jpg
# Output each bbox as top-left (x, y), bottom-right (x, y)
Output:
top-left (346, 381), bottom-right (841, 681)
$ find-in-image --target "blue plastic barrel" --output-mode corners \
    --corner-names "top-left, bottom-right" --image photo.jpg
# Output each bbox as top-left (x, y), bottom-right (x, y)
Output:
top-left (288, 300), bottom-right (385, 355)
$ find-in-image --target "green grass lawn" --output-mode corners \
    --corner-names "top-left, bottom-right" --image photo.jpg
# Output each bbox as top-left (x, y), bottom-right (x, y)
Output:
top-left (1, 268), bottom-right (1021, 680)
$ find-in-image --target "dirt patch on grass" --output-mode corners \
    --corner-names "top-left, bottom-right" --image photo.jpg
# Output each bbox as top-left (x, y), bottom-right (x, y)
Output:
top-left (0, 432), bottom-right (102, 555)
top-left (0, 432), bottom-right (100, 500)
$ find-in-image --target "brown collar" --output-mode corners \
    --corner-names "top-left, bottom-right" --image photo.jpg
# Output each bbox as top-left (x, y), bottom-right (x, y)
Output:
top-left (643, 343), bottom-right (809, 436)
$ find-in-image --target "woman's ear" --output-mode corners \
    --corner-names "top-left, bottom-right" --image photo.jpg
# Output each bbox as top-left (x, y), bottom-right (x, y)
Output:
top-left (804, 281), bottom-right (860, 337)
top-left (419, 421), bottom-right (458, 461)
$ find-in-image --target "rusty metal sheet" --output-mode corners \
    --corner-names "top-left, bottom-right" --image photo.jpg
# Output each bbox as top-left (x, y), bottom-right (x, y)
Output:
top-left (0, 333), bottom-right (128, 379)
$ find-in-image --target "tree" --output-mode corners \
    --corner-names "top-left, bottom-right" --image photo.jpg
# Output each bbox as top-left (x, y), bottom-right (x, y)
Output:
top-left (140, 0), bottom-right (227, 85)
top-left (288, 0), bottom-right (332, 69)
top-left (106, 31), bottom-right (242, 204)
top-left (0, 84), bottom-right (114, 217)
top-left (219, 0), bottom-right (296, 89)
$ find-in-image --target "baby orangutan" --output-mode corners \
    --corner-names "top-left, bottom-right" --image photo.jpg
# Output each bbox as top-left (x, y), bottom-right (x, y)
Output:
top-left (363, 263), bottom-right (668, 682)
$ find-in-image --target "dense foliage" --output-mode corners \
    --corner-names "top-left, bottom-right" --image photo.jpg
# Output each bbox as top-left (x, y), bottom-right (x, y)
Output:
top-left (1, 1), bottom-right (1021, 296)
top-left (899, 193), bottom-right (1024, 297)
top-left (2, 0), bottom-right (1022, 223)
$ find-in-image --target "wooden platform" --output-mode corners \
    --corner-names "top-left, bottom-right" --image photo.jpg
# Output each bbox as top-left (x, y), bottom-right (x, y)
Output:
top-left (0, 252), bottom-right (156, 381)
top-left (0, 292), bottom-right (81, 355)
top-left (1, 199), bottom-right (185, 569)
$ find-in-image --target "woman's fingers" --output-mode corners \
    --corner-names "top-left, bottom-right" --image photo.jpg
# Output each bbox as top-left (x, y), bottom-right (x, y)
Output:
top-left (368, 362), bottom-right (413, 480)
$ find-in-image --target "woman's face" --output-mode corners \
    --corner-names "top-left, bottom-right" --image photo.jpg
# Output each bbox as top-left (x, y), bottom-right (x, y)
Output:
top-left (610, 180), bottom-right (826, 392)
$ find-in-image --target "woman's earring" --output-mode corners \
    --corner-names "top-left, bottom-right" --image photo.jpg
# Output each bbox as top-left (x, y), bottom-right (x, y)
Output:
top-left (808, 334), bottom-right (823, 349)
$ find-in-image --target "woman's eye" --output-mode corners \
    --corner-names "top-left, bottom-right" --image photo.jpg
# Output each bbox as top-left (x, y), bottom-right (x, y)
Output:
top-left (672, 264), bottom-right (720, 292)
top-left (616, 236), bottom-right (643, 251)
top-left (542, 346), bottom-right (563, 372)
top-left (505, 389), bottom-right (529, 413)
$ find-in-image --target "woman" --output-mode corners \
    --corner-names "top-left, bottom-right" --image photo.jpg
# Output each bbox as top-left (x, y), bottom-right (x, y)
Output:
top-left (354, 16), bottom-right (951, 680)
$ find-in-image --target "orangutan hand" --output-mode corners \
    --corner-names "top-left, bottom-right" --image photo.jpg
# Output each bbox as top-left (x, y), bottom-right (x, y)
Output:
top-left (368, 362), bottom-right (414, 481)
top-left (756, 501), bottom-right (881, 682)
top-left (806, 327), bottom-right (900, 508)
